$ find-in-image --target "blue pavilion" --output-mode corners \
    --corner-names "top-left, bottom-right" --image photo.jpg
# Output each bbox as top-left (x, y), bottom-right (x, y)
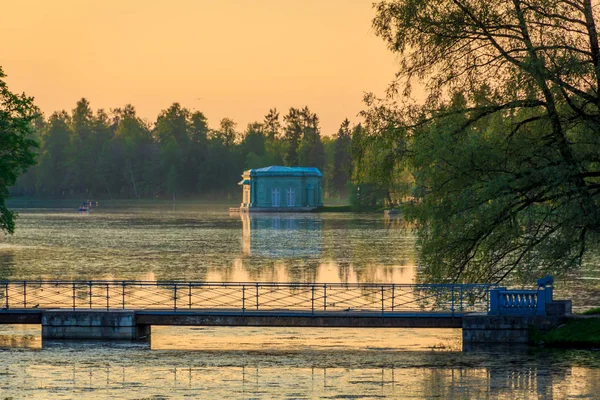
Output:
top-left (238, 166), bottom-right (323, 212)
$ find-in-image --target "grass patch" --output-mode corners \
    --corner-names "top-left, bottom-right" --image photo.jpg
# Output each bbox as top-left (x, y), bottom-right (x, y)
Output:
top-left (541, 318), bottom-right (600, 348)
top-left (582, 307), bottom-right (600, 315)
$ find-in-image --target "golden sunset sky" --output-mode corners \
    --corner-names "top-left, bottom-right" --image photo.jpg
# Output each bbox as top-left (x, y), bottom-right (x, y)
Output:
top-left (2, 0), bottom-right (398, 134)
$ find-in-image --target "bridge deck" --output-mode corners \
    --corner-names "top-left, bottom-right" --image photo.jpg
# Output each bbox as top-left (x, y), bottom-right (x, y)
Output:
top-left (0, 309), bottom-right (464, 328)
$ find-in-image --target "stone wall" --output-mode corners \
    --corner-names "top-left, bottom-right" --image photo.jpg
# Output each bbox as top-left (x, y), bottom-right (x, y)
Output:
top-left (462, 314), bottom-right (567, 344)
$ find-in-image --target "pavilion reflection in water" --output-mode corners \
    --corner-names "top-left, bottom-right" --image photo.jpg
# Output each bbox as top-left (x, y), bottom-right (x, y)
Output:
top-left (241, 213), bottom-right (322, 258)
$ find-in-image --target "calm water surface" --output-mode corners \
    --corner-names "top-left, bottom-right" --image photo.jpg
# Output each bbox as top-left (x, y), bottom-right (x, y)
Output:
top-left (0, 203), bottom-right (598, 399)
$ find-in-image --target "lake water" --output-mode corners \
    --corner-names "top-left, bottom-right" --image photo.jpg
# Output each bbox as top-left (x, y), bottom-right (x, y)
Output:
top-left (0, 203), bottom-right (599, 399)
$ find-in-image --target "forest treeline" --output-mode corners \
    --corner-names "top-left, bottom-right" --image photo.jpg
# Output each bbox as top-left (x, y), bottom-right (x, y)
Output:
top-left (10, 99), bottom-right (384, 202)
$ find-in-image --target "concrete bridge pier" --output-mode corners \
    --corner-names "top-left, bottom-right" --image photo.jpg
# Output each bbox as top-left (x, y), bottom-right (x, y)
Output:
top-left (41, 310), bottom-right (150, 342)
top-left (462, 314), bottom-right (567, 344)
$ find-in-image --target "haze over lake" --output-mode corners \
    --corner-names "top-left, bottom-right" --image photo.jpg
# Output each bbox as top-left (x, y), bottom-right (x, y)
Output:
top-left (0, 203), bottom-right (599, 398)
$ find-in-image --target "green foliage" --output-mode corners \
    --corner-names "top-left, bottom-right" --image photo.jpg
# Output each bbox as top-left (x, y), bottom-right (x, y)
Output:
top-left (166, 165), bottom-right (177, 200)
top-left (11, 100), bottom-right (356, 202)
top-left (37, 111), bottom-right (71, 196)
top-left (332, 119), bottom-right (352, 197)
top-left (0, 67), bottom-right (38, 233)
top-left (215, 117), bottom-right (238, 148)
top-left (541, 318), bottom-right (600, 347)
top-left (283, 107), bottom-right (303, 166)
top-left (582, 308), bottom-right (600, 315)
top-left (263, 108), bottom-right (280, 140)
top-left (347, 182), bottom-right (388, 211)
top-left (363, 0), bottom-right (600, 282)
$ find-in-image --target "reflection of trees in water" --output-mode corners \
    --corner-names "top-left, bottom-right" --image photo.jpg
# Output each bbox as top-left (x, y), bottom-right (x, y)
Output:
top-left (414, 352), bottom-right (592, 399)
top-left (232, 258), bottom-right (280, 281)
top-left (0, 250), bottom-right (15, 281)
top-left (152, 263), bottom-right (209, 282)
top-left (241, 214), bottom-right (323, 259)
top-left (0, 334), bottom-right (39, 349)
top-left (322, 218), bottom-right (416, 268)
top-left (0, 246), bottom-right (213, 282)
top-left (237, 212), bottom-right (418, 283)
top-left (2, 350), bottom-right (598, 398)
top-left (240, 214), bottom-right (323, 282)
top-left (320, 217), bottom-right (417, 284)
top-left (337, 261), bottom-right (351, 283)
top-left (286, 260), bottom-right (320, 283)
top-left (2, 211), bottom-right (419, 285)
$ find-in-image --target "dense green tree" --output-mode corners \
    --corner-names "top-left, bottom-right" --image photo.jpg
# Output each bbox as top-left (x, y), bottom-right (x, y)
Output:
top-left (96, 140), bottom-right (120, 199)
top-left (113, 105), bottom-right (153, 198)
top-left (240, 122), bottom-right (268, 169)
top-left (298, 106), bottom-right (325, 171)
top-left (90, 109), bottom-right (115, 196)
top-left (322, 136), bottom-right (336, 197)
top-left (189, 111), bottom-right (209, 144)
top-left (283, 107), bottom-right (303, 166)
top-left (264, 135), bottom-right (286, 166)
top-left (332, 119), bottom-right (352, 197)
top-left (10, 113), bottom-right (43, 197)
top-left (166, 165), bottom-right (178, 201)
top-left (215, 117), bottom-right (238, 148)
top-left (155, 103), bottom-right (189, 146)
top-left (37, 111), bottom-right (72, 197)
top-left (68, 98), bottom-right (95, 194)
top-left (189, 111), bottom-right (209, 193)
top-left (366, 0), bottom-right (600, 282)
top-left (241, 122), bottom-right (266, 156)
top-left (263, 108), bottom-right (280, 140)
top-left (0, 67), bottom-right (38, 233)
top-left (12, 101), bottom-right (352, 201)
top-left (154, 103), bottom-right (190, 198)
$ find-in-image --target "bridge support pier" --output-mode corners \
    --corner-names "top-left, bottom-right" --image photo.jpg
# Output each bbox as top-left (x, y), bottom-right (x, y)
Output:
top-left (462, 314), bottom-right (566, 344)
top-left (41, 310), bottom-right (150, 342)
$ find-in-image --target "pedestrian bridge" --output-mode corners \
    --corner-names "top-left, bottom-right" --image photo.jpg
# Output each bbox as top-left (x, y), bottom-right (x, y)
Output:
top-left (0, 280), bottom-right (569, 344)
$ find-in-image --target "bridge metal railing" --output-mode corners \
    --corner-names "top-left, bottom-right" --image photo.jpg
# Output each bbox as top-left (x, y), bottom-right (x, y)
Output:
top-left (0, 281), bottom-right (497, 315)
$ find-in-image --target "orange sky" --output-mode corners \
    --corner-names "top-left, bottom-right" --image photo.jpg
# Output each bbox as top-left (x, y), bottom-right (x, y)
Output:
top-left (1, 0), bottom-right (398, 134)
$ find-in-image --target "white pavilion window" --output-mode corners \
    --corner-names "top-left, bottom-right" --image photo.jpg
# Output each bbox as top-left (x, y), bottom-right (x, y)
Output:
top-left (286, 187), bottom-right (295, 207)
top-left (271, 187), bottom-right (280, 207)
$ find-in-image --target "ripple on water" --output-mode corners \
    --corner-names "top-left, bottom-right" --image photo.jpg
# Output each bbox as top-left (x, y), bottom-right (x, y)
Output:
top-left (0, 205), bottom-right (599, 398)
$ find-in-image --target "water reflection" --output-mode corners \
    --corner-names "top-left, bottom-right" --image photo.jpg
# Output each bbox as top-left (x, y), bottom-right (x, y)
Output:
top-left (0, 324), bottom-right (599, 398)
top-left (240, 213), bottom-right (322, 258)
top-left (1, 206), bottom-right (598, 307)
top-left (0, 336), bottom-right (598, 399)
top-left (0, 208), bottom-right (418, 285)
top-left (0, 324), bottom-right (41, 349)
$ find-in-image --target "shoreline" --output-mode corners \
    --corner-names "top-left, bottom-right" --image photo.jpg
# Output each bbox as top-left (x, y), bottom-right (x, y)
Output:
top-left (539, 314), bottom-right (600, 349)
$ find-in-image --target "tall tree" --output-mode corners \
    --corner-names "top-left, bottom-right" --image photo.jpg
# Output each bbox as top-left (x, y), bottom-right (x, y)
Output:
top-left (264, 108), bottom-right (281, 140)
top-left (189, 111), bottom-right (209, 193)
top-left (332, 119), bottom-right (352, 197)
top-left (215, 117), bottom-right (238, 148)
top-left (297, 106), bottom-right (325, 170)
top-left (154, 103), bottom-right (190, 146)
top-left (367, 0), bottom-right (600, 282)
top-left (37, 111), bottom-right (72, 197)
top-left (241, 122), bottom-right (267, 169)
top-left (283, 107), bottom-right (303, 166)
top-left (0, 67), bottom-right (38, 233)
top-left (113, 105), bottom-right (153, 198)
top-left (69, 98), bottom-right (95, 194)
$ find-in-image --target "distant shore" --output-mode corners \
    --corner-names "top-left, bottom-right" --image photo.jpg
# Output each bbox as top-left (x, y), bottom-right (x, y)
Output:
top-left (6, 197), bottom-right (366, 212)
